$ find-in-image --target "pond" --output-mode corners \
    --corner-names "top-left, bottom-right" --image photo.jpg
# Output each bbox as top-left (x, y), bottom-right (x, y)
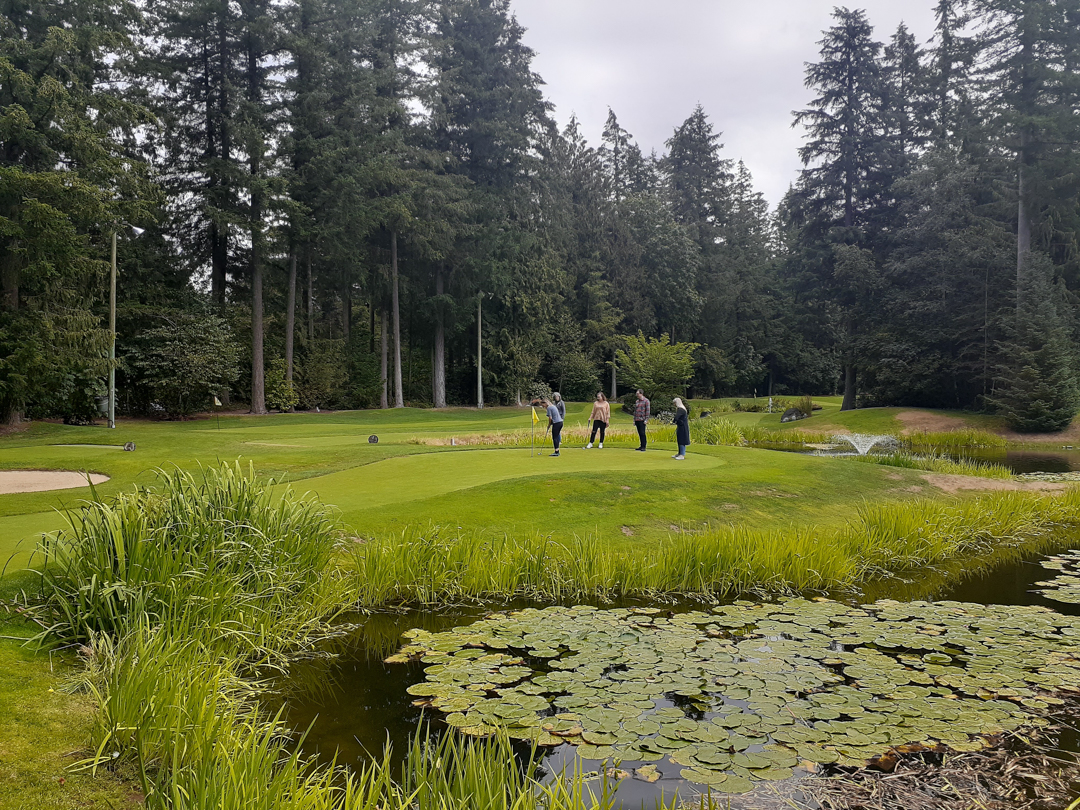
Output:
top-left (757, 443), bottom-right (1080, 475)
top-left (272, 545), bottom-right (1080, 807)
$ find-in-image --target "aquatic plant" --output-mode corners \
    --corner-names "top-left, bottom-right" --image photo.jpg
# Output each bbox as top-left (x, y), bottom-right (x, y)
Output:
top-left (900, 429), bottom-right (1007, 451)
top-left (36, 463), bottom-right (346, 648)
top-left (846, 451), bottom-right (1013, 480)
top-left (392, 599), bottom-right (1080, 795)
top-left (690, 417), bottom-right (745, 446)
top-left (1034, 549), bottom-right (1080, 604)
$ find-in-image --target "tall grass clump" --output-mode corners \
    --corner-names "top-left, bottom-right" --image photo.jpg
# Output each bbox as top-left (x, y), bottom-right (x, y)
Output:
top-left (846, 488), bottom-right (1080, 575)
top-left (741, 425), bottom-right (836, 445)
top-left (847, 451), bottom-right (1013, 480)
top-left (900, 429), bottom-right (1007, 451)
top-left (691, 417), bottom-right (745, 446)
top-left (37, 463), bottom-right (345, 648)
top-left (347, 487), bottom-right (1080, 604)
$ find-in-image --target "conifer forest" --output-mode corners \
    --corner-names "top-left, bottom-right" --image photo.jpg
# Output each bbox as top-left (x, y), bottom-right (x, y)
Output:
top-left (3, 0), bottom-right (1080, 431)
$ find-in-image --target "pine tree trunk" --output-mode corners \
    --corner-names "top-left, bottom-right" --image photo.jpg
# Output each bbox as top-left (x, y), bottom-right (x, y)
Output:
top-left (285, 250), bottom-right (296, 384)
top-left (0, 253), bottom-right (18, 423)
top-left (211, 221), bottom-right (227, 306)
top-left (342, 281), bottom-right (351, 342)
top-left (213, 0), bottom-right (230, 306)
top-left (841, 364), bottom-right (857, 411)
top-left (1017, 128), bottom-right (1032, 312)
top-left (307, 252), bottom-right (314, 341)
top-left (391, 231), bottom-right (404, 408)
top-left (433, 265), bottom-right (447, 408)
top-left (380, 305), bottom-right (389, 409)
top-left (250, 225), bottom-right (266, 414)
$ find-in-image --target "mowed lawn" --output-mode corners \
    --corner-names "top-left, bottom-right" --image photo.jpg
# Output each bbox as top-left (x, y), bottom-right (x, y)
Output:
top-left (0, 402), bottom-right (972, 565)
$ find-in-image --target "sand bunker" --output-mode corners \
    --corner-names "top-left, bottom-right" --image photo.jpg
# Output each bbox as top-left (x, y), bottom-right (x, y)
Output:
top-left (0, 470), bottom-right (110, 494)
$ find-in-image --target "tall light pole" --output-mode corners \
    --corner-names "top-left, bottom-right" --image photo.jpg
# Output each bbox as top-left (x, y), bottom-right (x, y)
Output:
top-left (477, 294), bottom-right (483, 409)
top-left (109, 225), bottom-right (144, 429)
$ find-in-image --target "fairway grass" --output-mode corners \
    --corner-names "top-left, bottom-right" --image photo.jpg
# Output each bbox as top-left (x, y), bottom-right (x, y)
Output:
top-left (0, 406), bottom-right (949, 562)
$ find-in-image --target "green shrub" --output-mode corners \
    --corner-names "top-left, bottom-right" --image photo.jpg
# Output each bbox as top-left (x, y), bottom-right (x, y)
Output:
top-left (265, 358), bottom-right (299, 412)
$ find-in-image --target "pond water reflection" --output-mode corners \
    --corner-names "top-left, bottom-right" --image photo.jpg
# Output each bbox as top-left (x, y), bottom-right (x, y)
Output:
top-left (273, 540), bottom-right (1080, 807)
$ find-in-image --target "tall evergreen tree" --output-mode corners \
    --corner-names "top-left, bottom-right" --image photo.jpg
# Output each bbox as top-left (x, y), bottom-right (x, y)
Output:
top-left (792, 7), bottom-right (889, 410)
top-left (0, 0), bottom-right (154, 422)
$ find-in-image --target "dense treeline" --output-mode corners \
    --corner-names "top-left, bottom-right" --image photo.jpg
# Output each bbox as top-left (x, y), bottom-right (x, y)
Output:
top-left (1, 0), bottom-right (1078, 429)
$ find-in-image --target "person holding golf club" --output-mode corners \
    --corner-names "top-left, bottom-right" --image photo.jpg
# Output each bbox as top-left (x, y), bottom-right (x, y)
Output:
top-left (544, 397), bottom-right (563, 456)
top-left (586, 392), bottom-right (609, 448)
top-left (633, 389), bottom-right (650, 451)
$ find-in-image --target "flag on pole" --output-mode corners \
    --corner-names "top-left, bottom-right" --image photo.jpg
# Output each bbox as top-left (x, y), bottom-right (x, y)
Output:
top-left (531, 407), bottom-right (540, 425)
top-left (213, 396), bottom-right (222, 407)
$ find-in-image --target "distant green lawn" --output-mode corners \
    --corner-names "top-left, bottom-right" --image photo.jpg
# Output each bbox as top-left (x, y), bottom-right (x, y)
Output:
top-left (0, 401), bottom-right (1000, 567)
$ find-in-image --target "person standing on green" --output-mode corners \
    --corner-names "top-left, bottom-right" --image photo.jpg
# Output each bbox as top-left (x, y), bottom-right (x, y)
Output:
top-left (545, 397), bottom-right (563, 456)
top-left (673, 397), bottom-right (690, 460)
top-left (633, 389), bottom-right (650, 451)
top-left (552, 392), bottom-right (565, 420)
top-left (587, 392), bottom-right (609, 448)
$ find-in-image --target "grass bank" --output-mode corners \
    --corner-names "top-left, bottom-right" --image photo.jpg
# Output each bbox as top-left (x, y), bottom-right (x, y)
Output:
top-left (11, 464), bottom-right (1080, 809)
top-left (347, 488), bottom-right (1080, 604)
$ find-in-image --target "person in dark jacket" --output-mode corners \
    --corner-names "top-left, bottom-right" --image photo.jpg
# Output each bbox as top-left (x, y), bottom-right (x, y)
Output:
top-left (672, 397), bottom-right (690, 460)
top-left (632, 389), bottom-right (650, 451)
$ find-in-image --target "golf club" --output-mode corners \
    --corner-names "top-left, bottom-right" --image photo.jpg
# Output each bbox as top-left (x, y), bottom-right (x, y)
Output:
top-left (538, 425), bottom-right (549, 456)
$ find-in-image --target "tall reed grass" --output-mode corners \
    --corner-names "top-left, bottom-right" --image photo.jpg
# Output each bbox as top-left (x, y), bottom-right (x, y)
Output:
top-left (847, 451), bottom-right (1013, 479)
top-left (37, 463), bottom-right (346, 652)
top-left (900, 429), bottom-right (1006, 451)
top-left (346, 487), bottom-right (1080, 604)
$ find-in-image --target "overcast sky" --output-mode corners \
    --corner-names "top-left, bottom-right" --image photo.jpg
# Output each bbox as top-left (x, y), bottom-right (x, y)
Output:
top-left (508, 1), bottom-right (939, 209)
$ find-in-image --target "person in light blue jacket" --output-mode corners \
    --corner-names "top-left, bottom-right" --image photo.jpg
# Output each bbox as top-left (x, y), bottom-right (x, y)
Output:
top-left (544, 397), bottom-right (563, 456)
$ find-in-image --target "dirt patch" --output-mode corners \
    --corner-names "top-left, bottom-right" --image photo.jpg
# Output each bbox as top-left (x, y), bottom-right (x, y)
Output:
top-left (0, 470), bottom-right (109, 494)
top-left (620, 526), bottom-right (634, 537)
top-left (999, 421), bottom-right (1080, 445)
top-left (922, 473), bottom-right (1069, 495)
top-left (895, 410), bottom-right (971, 434)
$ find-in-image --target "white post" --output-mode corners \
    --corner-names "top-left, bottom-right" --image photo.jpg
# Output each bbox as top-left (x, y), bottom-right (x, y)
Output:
top-left (477, 295), bottom-right (483, 409)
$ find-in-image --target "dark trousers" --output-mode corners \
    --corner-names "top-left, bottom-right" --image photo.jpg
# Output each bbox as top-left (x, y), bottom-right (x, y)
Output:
top-left (590, 420), bottom-right (607, 443)
top-left (551, 421), bottom-right (562, 450)
top-left (635, 420), bottom-right (647, 450)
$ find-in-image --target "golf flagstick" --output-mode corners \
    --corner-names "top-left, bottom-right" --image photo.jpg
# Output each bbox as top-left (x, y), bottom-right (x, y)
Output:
top-left (531, 406), bottom-right (539, 456)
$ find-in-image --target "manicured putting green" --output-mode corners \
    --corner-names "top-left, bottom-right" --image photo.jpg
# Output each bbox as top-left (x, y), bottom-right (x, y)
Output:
top-left (294, 448), bottom-right (723, 511)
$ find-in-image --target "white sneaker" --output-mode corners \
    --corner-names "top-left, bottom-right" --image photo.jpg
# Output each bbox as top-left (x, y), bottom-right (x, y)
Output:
top-left (674, 455), bottom-right (685, 460)
top-left (587, 442), bottom-right (593, 448)
top-left (599, 442), bottom-right (603, 449)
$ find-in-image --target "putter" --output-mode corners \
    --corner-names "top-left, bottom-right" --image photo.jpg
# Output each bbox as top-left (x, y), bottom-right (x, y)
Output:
top-left (538, 425), bottom-right (549, 456)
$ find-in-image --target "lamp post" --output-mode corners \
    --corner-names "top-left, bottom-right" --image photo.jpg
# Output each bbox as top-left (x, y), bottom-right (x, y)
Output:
top-left (477, 294), bottom-right (483, 409)
top-left (108, 225), bottom-right (144, 429)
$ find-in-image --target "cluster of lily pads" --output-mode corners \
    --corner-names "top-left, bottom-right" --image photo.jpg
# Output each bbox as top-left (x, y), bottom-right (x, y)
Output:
top-left (387, 599), bottom-right (1080, 794)
top-left (1036, 550), bottom-right (1080, 604)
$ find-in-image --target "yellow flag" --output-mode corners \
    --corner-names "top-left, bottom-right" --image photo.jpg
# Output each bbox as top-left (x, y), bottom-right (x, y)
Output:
top-left (532, 407), bottom-right (540, 425)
